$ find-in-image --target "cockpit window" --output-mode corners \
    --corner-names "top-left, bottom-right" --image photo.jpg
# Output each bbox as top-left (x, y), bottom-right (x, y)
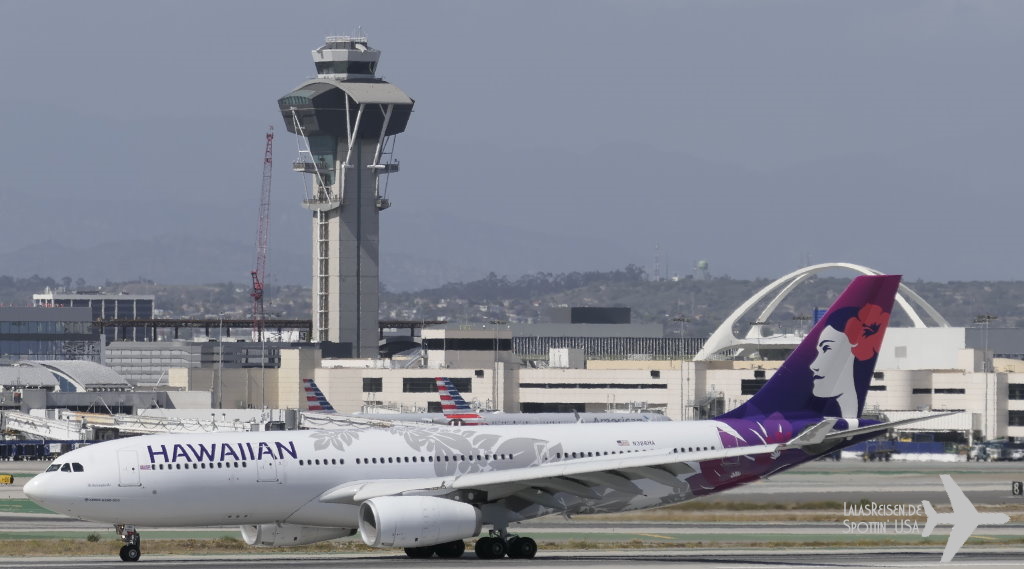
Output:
top-left (60, 463), bottom-right (71, 472)
top-left (72, 463), bottom-right (84, 472)
top-left (46, 464), bottom-right (61, 472)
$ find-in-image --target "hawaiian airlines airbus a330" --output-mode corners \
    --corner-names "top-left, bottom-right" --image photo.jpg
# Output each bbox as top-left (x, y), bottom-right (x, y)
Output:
top-left (25, 275), bottom-right (942, 562)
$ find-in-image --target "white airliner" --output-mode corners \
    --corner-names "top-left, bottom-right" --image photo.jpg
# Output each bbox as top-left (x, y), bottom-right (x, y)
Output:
top-left (922, 474), bottom-right (1010, 563)
top-left (304, 376), bottom-right (670, 426)
top-left (25, 275), bottom-right (941, 563)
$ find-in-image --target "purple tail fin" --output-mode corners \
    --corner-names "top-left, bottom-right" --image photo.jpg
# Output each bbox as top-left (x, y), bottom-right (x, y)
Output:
top-left (718, 275), bottom-right (901, 420)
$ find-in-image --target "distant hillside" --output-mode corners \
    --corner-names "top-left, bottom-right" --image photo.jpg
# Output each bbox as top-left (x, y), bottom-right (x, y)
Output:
top-left (3, 270), bottom-right (1022, 339)
top-left (380, 268), bottom-right (1024, 338)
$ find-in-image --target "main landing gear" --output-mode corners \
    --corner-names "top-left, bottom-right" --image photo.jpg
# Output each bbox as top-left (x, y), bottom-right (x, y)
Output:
top-left (475, 528), bottom-right (538, 560)
top-left (114, 524), bottom-right (141, 562)
top-left (402, 530), bottom-right (538, 560)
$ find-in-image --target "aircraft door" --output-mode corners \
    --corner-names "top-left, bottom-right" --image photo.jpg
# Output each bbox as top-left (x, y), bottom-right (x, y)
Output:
top-left (117, 450), bottom-right (141, 487)
top-left (257, 458), bottom-right (279, 483)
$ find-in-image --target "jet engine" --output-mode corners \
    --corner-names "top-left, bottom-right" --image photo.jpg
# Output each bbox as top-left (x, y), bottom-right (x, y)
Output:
top-left (358, 496), bottom-right (482, 548)
top-left (240, 523), bottom-right (354, 547)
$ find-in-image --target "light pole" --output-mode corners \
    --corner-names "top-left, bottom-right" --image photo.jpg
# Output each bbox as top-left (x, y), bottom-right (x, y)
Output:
top-left (791, 314), bottom-right (812, 335)
top-left (749, 320), bottom-right (770, 360)
top-left (217, 313), bottom-right (224, 409)
top-left (489, 319), bottom-right (507, 412)
top-left (974, 314), bottom-right (997, 440)
top-left (672, 316), bottom-right (690, 420)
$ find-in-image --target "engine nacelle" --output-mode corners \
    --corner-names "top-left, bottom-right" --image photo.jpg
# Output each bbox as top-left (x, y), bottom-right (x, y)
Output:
top-left (239, 523), bottom-right (354, 547)
top-left (358, 496), bottom-right (482, 548)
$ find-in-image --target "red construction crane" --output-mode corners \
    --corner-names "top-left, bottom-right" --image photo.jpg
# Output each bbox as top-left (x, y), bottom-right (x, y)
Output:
top-left (251, 127), bottom-right (274, 342)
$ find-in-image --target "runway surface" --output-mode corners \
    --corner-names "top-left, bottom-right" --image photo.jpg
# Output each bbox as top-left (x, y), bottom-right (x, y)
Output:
top-left (2, 549), bottom-right (1024, 569)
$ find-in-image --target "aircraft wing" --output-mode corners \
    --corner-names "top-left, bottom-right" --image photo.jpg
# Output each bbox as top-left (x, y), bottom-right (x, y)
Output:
top-left (941, 520), bottom-right (978, 563)
top-left (318, 443), bottom-right (781, 504)
top-left (940, 473), bottom-right (977, 515)
top-left (822, 412), bottom-right (959, 442)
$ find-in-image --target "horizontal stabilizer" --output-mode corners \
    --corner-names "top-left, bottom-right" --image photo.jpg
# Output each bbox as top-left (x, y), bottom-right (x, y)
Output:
top-left (823, 412), bottom-right (958, 442)
top-left (780, 418), bottom-right (838, 449)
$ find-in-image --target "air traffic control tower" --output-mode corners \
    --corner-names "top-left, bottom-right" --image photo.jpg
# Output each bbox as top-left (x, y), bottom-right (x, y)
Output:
top-left (278, 36), bottom-right (414, 357)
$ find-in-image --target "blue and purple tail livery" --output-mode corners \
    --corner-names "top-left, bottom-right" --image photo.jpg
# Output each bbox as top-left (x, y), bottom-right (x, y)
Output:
top-left (302, 378), bottom-right (336, 412)
top-left (720, 274), bottom-right (901, 421)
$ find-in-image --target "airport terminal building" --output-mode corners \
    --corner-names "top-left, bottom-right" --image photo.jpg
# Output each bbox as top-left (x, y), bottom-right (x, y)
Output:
top-left (168, 265), bottom-right (1023, 444)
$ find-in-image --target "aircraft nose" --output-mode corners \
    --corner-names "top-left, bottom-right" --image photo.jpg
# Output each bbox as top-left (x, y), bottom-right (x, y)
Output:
top-left (23, 474), bottom-right (47, 504)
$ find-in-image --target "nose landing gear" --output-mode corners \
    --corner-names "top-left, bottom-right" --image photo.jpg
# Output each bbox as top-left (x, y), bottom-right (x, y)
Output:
top-left (115, 524), bottom-right (141, 562)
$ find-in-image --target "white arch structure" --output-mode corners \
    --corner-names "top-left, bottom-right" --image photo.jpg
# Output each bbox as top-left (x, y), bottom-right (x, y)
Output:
top-left (694, 262), bottom-right (950, 361)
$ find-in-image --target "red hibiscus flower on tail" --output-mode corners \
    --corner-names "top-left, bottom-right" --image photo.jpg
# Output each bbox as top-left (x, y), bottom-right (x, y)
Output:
top-left (844, 304), bottom-right (890, 361)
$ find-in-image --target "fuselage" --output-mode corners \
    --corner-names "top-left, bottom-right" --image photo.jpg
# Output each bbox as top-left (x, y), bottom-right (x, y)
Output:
top-left (25, 415), bottom-right (843, 529)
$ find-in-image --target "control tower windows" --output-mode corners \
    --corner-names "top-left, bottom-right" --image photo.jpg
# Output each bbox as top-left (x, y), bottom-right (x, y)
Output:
top-left (315, 61), bottom-right (377, 76)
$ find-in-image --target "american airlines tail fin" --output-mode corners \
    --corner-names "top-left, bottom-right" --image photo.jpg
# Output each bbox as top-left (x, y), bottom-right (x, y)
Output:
top-left (921, 500), bottom-right (938, 536)
top-left (718, 275), bottom-right (901, 421)
top-left (302, 378), bottom-right (336, 412)
top-left (434, 377), bottom-right (485, 426)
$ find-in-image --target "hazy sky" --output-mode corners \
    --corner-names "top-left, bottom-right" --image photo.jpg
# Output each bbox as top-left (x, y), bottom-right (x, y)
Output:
top-left (2, 1), bottom-right (1024, 288)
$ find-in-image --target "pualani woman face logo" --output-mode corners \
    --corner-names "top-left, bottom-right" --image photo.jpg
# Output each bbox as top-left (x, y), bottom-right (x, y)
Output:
top-left (810, 304), bottom-right (890, 417)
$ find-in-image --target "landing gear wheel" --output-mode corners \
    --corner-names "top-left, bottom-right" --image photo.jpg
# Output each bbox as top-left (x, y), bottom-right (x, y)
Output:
top-left (433, 539), bottom-right (466, 558)
top-left (115, 524), bottom-right (141, 562)
top-left (475, 536), bottom-right (507, 559)
top-left (119, 545), bottom-right (140, 562)
top-left (508, 536), bottom-right (537, 559)
top-left (404, 546), bottom-right (434, 558)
